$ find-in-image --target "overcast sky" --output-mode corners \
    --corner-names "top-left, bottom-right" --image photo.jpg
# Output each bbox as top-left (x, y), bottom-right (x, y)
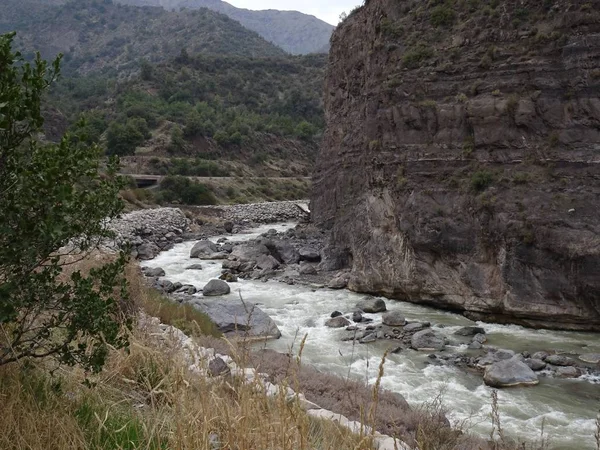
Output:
top-left (225, 0), bottom-right (362, 25)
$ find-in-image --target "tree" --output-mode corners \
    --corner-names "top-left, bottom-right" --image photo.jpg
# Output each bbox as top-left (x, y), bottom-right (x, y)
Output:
top-left (0, 33), bottom-right (130, 372)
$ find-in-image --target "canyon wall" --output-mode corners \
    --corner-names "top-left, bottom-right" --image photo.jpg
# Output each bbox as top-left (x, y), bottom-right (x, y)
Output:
top-left (312, 0), bottom-right (600, 330)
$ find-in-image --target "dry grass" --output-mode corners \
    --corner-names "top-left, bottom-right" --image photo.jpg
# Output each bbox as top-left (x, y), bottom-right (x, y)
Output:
top-left (0, 323), bottom-right (375, 450)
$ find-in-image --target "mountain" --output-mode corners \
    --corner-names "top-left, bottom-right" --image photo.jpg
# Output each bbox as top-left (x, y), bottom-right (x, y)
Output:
top-left (312, 0), bottom-right (600, 330)
top-left (116, 0), bottom-right (334, 54)
top-left (1, 0), bottom-right (286, 74)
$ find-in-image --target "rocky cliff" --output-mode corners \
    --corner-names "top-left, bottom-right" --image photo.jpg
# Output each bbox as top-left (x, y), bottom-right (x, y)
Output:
top-left (312, 0), bottom-right (600, 330)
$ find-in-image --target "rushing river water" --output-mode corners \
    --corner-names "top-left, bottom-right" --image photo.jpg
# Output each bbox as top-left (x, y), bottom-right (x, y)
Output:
top-left (144, 223), bottom-right (600, 449)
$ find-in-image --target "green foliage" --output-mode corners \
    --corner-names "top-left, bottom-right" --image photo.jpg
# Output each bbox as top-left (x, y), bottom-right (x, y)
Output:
top-left (168, 125), bottom-right (186, 153)
top-left (157, 176), bottom-right (217, 205)
top-left (0, 33), bottom-right (129, 372)
top-left (471, 170), bottom-right (494, 191)
top-left (430, 4), bottom-right (456, 27)
top-left (403, 44), bottom-right (435, 69)
top-left (106, 117), bottom-right (150, 156)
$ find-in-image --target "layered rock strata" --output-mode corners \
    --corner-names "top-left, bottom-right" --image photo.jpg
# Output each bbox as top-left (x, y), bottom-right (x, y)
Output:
top-left (312, 0), bottom-right (600, 330)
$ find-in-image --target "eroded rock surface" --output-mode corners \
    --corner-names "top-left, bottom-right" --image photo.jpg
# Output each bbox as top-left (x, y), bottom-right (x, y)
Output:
top-left (312, 0), bottom-right (600, 331)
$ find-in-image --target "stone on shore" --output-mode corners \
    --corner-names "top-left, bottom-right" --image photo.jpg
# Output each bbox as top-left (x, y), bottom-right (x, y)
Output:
top-left (202, 279), bottom-right (231, 297)
top-left (144, 267), bottom-right (165, 277)
top-left (483, 358), bottom-right (539, 388)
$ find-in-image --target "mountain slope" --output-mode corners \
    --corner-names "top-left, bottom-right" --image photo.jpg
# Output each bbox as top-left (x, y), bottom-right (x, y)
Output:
top-left (1, 0), bottom-right (285, 74)
top-left (116, 0), bottom-right (334, 54)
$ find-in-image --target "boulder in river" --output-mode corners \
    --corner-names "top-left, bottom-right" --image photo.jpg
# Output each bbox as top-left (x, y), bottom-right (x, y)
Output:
top-left (523, 358), bottom-right (546, 371)
top-left (352, 311), bottom-right (363, 323)
top-left (268, 241), bottom-right (300, 264)
top-left (186, 264), bottom-right (203, 270)
top-left (193, 300), bottom-right (281, 339)
top-left (477, 349), bottom-right (515, 367)
top-left (356, 297), bottom-right (386, 313)
top-left (556, 366), bottom-right (580, 378)
top-left (330, 311), bottom-right (343, 318)
top-left (325, 316), bottom-right (351, 328)
top-left (411, 329), bottom-right (445, 351)
top-left (544, 354), bottom-right (576, 366)
top-left (382, 311), bottom-right (406, 327)
top-left (579, 353), bottom-right (600, 364)
top-left (202, 279), bottom-right (231, 296)
top-left (483, 358), bottom-right (539, 388)
top-left (472, 333), bottom-right (487, 344)
top-left (144, 267), bottom-right (165, 277)
top-left (190, 240), bottom-right (227, 259)
top-left (219, 272), bottom-right (238, 283)
top-left (454, 326), bottom-right (486, 336)
top-left (404, 322), bottom-right (429, 333)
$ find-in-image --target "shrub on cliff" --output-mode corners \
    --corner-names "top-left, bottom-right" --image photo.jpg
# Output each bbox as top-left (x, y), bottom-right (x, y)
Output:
top-left (0, 33), bottom-right (130, 372)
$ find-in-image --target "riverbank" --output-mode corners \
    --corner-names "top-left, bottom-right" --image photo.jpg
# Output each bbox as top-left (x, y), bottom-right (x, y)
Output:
top-left (132, 207), bottom-right (600, 449)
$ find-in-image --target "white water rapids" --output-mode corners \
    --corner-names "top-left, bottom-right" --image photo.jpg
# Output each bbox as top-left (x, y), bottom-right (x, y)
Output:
top-left (143, 223), bottom-right (600, 449)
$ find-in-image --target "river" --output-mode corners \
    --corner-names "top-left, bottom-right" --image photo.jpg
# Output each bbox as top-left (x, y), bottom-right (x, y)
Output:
top-left (143, 222), bottom-right (600, 449)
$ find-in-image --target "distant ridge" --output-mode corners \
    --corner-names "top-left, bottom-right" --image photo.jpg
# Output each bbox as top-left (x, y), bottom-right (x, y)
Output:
top-left (116, 0), bottom-right (334, 54)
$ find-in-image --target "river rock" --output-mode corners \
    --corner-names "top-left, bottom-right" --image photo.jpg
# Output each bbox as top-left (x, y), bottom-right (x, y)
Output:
top-left (156, 279), bottom-right (176, 293)
top-left (468, 341), bottom-right (483, 350)
top-left (472, 333), bottom-right (487, 344)
top-left (356, 297), bottom-right (386, 313)
top-left (579, 353), bottom-right (600, 364)
top-left (223, 221), bottom-right (234, 233)
top-left (299, 247), bottom-right (321, 262)
top-left (190, 240), bottom-right (227, 259)
top-left (231, 243), bottom-right (270, 262)
top-left (176, 284), bottom-right (197, 295)
top-left (325, 316), bottom-right (351, 328)
top-left (352, 311), bottom-right (363, 323)
top-left (328, 274), bottom-right (349, 289)
top-left (404, 322), bottom-right (429, 333)
top-left (523, 358), bottom-right (546, 371)
top-left (477, 349), bottom-right (515, 367)
top-left (454, 326), bottom-right (486, 336)
top-left (483, 358), bottom-right (539, 388)
top-left (137, 242), bottom-right (160, 260)
top-left (219, 272), bottom-right (238, 282)
top-left (193, 300), bottom-right (281, 338)
top-left (359, 332), bottom-right (377, 344)
top-left (544, 355), bottom-right (576, 366)
top-left (202, 279), bottom-right (231, 296)
top-left (208, 357), bottom-right (230, 377)
top-left (330, 311), bottom-right (343, 318)
top-left (299, 263), bottom-right (317, 275)
top-left (186, 264), bottom-right (203, 270)
top-left (269, 241), bottom-right (300, 264)
top-left (556, 366), bottom-right (580, 378)
top-left (411, 329), bottom-right (445, 351)
top-left (256, 254), bottom-right (280, 270)
top-left (144, 267), bottom-right (165, 277)
top-left (382, 311), bottom-right (406, 327)
top-left (532, 351), bottom-right (549, 361)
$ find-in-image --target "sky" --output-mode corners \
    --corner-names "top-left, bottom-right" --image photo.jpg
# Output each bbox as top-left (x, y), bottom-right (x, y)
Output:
top-left (225, 0), bottom-right (363, 26)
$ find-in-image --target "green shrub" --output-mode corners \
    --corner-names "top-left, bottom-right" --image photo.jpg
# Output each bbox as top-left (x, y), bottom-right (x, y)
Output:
top-left (157, 176), bottom-right (217, 205)
top-left (471, 170), bottom-right (494, 191)
top-left (403, 44), bottom-right (435, 69)
top-left (430, 5), bottom-right (455, 27)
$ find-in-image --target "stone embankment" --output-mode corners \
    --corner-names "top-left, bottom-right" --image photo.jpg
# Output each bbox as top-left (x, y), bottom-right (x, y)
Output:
top-left (195, 200), bottom-right (309, 224)
top-left (144, 314), bottom-right (409, 450)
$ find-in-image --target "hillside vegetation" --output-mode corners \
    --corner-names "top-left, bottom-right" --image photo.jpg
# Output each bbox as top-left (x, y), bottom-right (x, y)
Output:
top-left (2, 0), bottom-right (286, 75)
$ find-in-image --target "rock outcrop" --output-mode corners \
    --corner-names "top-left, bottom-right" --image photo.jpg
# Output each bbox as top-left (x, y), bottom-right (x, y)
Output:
top-left (312, 0), bottom-right (600, 331)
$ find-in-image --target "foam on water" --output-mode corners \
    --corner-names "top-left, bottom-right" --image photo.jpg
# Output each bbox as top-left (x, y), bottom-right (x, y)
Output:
top-left (144, 223), bottom-right (600, 450)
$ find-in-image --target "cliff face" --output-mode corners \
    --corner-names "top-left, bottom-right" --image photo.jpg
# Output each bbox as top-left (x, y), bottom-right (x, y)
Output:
top-left (312, 0), bottom-right (600, 330)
